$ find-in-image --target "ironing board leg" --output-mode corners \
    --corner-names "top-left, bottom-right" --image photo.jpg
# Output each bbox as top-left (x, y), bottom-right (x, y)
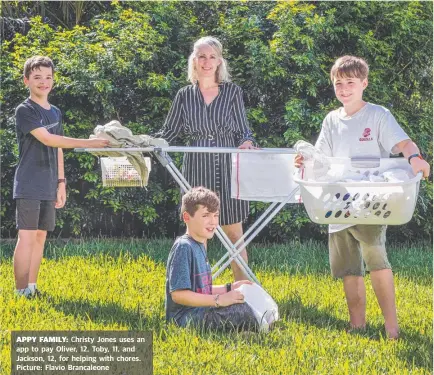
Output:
top-left (211, 202), bottom-right (278, 272)
top-left (212, 189), bottom-right (298, 282)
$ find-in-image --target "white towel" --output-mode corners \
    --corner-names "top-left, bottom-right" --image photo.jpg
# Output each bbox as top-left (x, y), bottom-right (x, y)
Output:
top-left (231, 153), bottom-right (301, 203)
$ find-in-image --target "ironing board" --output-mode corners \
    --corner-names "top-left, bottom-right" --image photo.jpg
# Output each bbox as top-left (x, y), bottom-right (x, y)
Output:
top-left (76, 147), bottom-right (298, 285)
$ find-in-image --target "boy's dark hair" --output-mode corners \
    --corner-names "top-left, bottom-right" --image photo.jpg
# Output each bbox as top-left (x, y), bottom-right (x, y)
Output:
top-left (181, 187), bottom-right (220, 219)
top-left (330, 55), bottom-right (369, 81)
top-left (23, 56), bottom-right (54, 79)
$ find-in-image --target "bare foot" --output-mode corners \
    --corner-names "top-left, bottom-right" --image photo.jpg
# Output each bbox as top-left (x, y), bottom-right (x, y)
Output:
top-left (386, 328), bottom-right (399, 340)
top-left (385, 323), bottom-right (399, 340)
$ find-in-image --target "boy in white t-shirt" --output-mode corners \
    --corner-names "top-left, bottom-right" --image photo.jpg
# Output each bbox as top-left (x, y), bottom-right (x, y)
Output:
top-left (296, 56), bottom-right (430, 339)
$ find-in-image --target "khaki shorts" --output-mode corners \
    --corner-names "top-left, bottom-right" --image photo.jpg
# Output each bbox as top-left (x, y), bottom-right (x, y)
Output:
top-left (329, 225), bottom-right (390, 278)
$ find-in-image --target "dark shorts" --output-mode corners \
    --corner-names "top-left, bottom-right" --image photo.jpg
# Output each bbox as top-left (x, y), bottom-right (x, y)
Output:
top-left (16, 199), bottom-right (56, 231)
top-left (180, 303), bottom-right (258, 332)
top-left (203, 303), bottom-right (259, 332)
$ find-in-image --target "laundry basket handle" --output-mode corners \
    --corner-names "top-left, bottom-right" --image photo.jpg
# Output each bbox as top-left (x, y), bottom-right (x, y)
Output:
top-left (350, 157), bottom-right (381, 168)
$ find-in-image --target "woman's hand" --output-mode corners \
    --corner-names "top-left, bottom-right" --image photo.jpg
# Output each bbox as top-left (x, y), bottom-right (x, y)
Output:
top-left (238, 140), bottom-right (258, 149)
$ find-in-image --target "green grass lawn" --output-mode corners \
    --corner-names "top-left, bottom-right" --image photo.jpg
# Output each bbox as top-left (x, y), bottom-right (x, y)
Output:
top-left (0, 238), bottom-right (432, 374)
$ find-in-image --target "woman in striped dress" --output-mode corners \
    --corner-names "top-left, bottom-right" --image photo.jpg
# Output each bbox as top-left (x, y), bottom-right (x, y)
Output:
top-left (157, 36), bottom-right (256, 281)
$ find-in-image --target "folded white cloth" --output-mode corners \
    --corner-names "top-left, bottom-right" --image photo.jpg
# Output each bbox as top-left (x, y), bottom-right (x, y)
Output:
top-left (231, 153), bottom-right (300, 202)
top-left (382, 168), bottom-right (411, 182)
top-left (335, 168), bottom-right (412, 183)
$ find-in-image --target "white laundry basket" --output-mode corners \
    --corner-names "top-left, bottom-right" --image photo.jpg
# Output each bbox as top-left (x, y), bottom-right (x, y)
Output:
top-left (100, 157), bottom-right (149, 187)
top-left (294, 157), bottom-right (422, 225)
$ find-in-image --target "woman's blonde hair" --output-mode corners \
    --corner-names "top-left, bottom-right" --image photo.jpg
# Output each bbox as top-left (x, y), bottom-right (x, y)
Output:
top-left (187, 36), bottom-right (231, 84)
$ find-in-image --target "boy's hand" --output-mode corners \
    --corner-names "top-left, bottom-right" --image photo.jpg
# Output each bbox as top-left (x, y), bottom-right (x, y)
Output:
top-left (219, 289), bottom-right (245, 307)
top-left (88, 138), bottom-right (110, 148)
top-left (294, 154), bottom-right (304, 168)
top-left (232, 280), bottom-right (253, 289)
top-left (55, 183), bottom-right (66, 208)
top-left (410, 157), bottom-right (430, 178)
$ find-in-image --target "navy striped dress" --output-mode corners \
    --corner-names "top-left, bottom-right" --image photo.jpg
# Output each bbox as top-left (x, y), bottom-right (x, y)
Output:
top-left (157, 82), bottom-right (255, 225)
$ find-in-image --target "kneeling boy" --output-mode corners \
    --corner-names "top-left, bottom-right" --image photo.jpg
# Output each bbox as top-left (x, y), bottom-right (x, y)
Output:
top-left (165, 187), bottom-right (258, 331)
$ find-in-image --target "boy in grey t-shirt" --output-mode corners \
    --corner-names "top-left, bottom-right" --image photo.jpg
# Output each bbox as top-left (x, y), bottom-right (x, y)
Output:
top-left (296, 56), bottom-right (430, 339)
top-left (165, 187), bottom-right (258, 331)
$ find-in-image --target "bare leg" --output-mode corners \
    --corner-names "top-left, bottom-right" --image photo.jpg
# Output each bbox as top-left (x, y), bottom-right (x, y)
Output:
top-left (221, 222), bottom-right (248, 281)
top-left (370, 269), bottom-right (399, 339)
top-left (343, 275), bottom-right (366, 329)
top-left (28, 230), bottom-right (47, 284)
top-left (14, 230), bottom-right (37, 289)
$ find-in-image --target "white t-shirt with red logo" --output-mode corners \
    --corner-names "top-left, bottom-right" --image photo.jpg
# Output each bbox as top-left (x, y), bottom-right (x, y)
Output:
top-left (315, 102), bottom-right (410, 233)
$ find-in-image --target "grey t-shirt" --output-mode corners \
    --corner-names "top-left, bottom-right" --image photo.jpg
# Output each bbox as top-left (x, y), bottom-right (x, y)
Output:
top-left (315, 103), bottom-right (410, 233)
top-left (165, 234), bottom-right (212, 326)
top-left (13, 98), bottom-right (64, 200)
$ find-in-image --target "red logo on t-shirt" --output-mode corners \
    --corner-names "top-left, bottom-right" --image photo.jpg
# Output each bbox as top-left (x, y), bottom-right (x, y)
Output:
top-left (360, 127), bottom-right (373, 141)
top-left (194, 272), bottom-right (212, 294)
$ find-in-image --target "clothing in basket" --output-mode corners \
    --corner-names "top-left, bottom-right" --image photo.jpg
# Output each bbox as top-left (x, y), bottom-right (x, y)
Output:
top-left (314, 102), bottom-right (410, 233)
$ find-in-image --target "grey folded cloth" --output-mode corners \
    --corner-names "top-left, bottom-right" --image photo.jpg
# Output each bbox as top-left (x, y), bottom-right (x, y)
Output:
top-left (90, 120), bottom-right (169, 148)
top-left (90, 120), bottom-right (168, 186)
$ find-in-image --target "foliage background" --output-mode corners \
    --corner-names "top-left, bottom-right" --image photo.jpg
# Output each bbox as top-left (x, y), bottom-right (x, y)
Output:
top-left (1, 1), bottom-right (432, 241)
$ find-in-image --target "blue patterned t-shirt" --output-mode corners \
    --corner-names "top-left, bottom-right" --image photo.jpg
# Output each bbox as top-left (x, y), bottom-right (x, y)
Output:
top-left (165, 234), bottom-right (212, 326)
